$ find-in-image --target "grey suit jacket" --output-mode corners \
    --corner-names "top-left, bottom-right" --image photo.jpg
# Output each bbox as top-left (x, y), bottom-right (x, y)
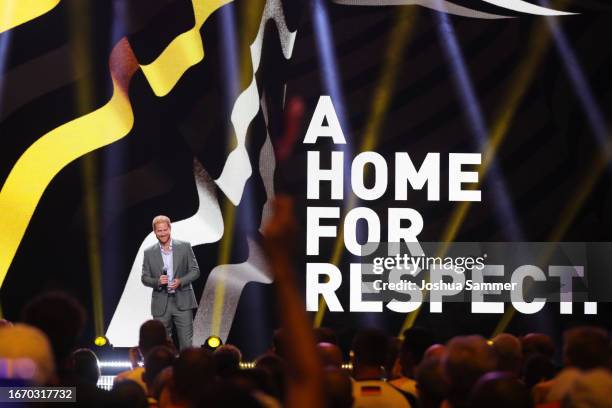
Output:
top-left (141, 239), bottom-right (200, 317)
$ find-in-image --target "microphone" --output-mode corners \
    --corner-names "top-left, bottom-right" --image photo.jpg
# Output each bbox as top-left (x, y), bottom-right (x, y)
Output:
top-left (161, 266), bottom-right (168, 289)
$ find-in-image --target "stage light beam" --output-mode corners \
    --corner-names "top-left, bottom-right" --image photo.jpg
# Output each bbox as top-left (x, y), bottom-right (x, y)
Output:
top-left (492, 0), bottom-right (612, 336)
top-left (212, 2), bottom-right (241, 337)
top-left (313, 7), bottom-right (419, 328)
top-left (399, 6), bottom-right (545, 334)
top-left (67, 0), bottom-right (105, 340)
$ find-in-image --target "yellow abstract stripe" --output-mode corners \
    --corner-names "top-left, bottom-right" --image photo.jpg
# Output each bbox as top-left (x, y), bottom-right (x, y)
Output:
top-left (141, 0), bottom-right (232, 96)
top-left (0, 0), bottom-right (60, 33)
top-left (0, 39), bottom-right (137, 288)
top-left (0, 0), bottom-right (231, 288)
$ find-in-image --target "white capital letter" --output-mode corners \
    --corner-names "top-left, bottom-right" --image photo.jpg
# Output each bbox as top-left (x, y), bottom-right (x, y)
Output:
top-left (511, 265), bottom-right (546, 314)
top-left (344, 207), bottom-right (380, 256)
top-left (307, 207), bottom-right (339, 256)
top-left (303, 95), bottom-right (346, 144)
top-left (306, 263), bottom-right (343, 311)
top-left (388, 208), bottom-right (424, 243)
top-left (395, 153), bottom-right (440, 201)
top-left (351, 152), bottom-right (388, 200)
top-left (307, 151), bottom-right (344, 200)
top-left (350, 264), bottom-right (383, 312)
top-left (449, 153), bottom-right (481, 202)
top-left (471, 265), bottom-right (505, 314)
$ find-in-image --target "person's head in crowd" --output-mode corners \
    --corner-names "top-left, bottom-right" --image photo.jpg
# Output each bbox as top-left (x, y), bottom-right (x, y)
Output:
top-left (213, 344), bottom-right (242, 378)
top-left (545, 367), bottom-right (583, 403)
top-left (142, 346), bottom-right (175, 395)
top-left (386, 336), bottom-right (402, 379)
top-left (416, 356), bottom-right (449, 408)
top-left (522, 333), bottom-right (555, 360)
top-left (207, 380), bottom-right (265, 408)
top-left (317, 342), bottom-right (343, 368)
top-left (254, 353), bottom-right (286, 401)
top-left (400, 327), bottom-right (435, 378)
top-left (21, 292), bottom-right (86, 372)
top-left (150, 366), bottom-right (172, 404)
top-left (0, 318), bottom-right (12, 329)
top-left (492, 333), bottom-right (522, 376)
top-left (323, 367), bottom-right (353, 408)
top-left (314, 327), bottom-right (339, 345)
top-left (424, 344), bottom-right (448, 360)
top-left (351, 328), bottom-right (390, 380)
top-left (469, 371), bottom-right (531, 408)
top-left (139, 319), bottom-right (170, 357)
top-left (522, 353), bottom-right (556, 389)
top-left (444, 335), bottom-right (497, 408)
top-left (230, 367), bottom-right (279, 402)
top-left (111, 379), bottom-right (148, 408)
top-left (563, 326), bottom-right (610, 370)
top-left (563, 368), bottom-right (612, 408)
top-left (70, 348), bottom-right (100, 386)
top-left (169, 348), bottom-right (216, 406)
top-left (0, 323), bottom-right (55, 385)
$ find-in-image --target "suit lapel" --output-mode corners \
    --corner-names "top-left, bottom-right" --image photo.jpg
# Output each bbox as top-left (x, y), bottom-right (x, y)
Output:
top-left (152, 245), bottom-right (164, 275)
top-left (173, 240), bottom-right (180, 277)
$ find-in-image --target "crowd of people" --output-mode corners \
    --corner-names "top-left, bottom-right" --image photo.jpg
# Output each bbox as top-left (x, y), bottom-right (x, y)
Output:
top-left (0, 291), bottom-right (610, 407)
top-left (1, 198), bottom-right (611, 407)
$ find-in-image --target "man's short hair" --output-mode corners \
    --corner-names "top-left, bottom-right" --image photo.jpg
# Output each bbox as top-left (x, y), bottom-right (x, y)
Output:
top-left (564, 326), bottom-right (609, 370)
top-left (21, 292), bottom-right (86, 367)
top-left (71, 348), bottom-right (101, 385)
top-left (317, 342), bottom-right (343, 368)
top-left (323, 367), bottom-right (353, 408)
top-left (139, 320), bottom-right (168, 356)
top-left (521, 333), bottom-right (555, 359)
top-left (172, 349), bottom-right (216, 404)
top-left (416, 356), bottom-right (449, 406)
top-left (152, 215), bottom-right (171, 230)
top-left (143, 346), bottom-right (175, 386)
top-left (491, 333), bottom-right (522, 374)
top-left (445, 335), bottom-right (497, 406)
top-left (314, 327), bottom-right (339, 345)
top-left (213, 344), bottom-right (242, 377)
top-left (469, 371), bottom-right (531, 408)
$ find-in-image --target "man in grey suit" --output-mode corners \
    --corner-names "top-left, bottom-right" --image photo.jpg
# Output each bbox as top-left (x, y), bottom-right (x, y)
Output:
top-left (141, 215), bottom-right (200, 350)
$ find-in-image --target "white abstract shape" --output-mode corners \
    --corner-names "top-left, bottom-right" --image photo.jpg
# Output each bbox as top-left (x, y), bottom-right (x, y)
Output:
top-left (258, 91), bottom-right (276, 232)
top-left (250, 0), bottom-right (297, 72)
top-left (106, 160), bottom-right (223, 347)
top-left (193, 238), bottom-right (272, 344)
top-left (194, 0), bottom-right (297, 343)
top-left (215, 0), bottom-right (297, 204)
top-left (259, 135), bottom-right (276, 231)
top-left (333, 0), bottom-right (575, 18)
top-left (214, 80), bottom-right (259, 204)
top-left (480, 0), bottom-right (574, 15)
top-left (332, 0), bottom-right (511, 19)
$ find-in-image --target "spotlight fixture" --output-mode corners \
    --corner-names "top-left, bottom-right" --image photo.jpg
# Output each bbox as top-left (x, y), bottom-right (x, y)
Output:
top-left (94, 336), bottom-right (108, 347)
top-left (202, 335), bottom-right (222, 351)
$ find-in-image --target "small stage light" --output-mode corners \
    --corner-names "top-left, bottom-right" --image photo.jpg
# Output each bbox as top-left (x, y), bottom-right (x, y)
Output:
top-left (202, 335), bottom-right (222, 351)
top-left (94, 336), bottom-right (108, 347)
